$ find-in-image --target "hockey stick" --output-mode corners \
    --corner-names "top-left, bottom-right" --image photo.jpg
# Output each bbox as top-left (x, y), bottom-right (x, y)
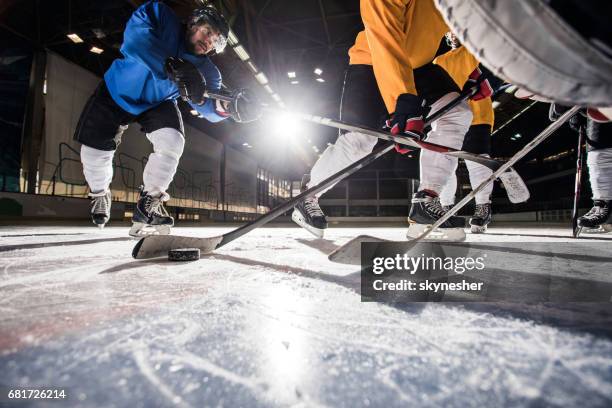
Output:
top-left (207, 91), bottom-right (500, 171)
top-left (133, 91), bottom-right (471, 259)
top-left (572, 124), bottom-right (586, 237)
top-left (205, 90), bottom-right (529, 203)
top-left (291, 112), bottom-right (528, 204)
top-left (412, 106), bottom-right (581, 243)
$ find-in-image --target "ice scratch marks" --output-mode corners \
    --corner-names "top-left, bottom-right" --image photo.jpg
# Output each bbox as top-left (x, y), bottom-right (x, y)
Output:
top-left (168, 351), bottom-right (269, 394)
top-left (132, 347), bottom-right (193, 408)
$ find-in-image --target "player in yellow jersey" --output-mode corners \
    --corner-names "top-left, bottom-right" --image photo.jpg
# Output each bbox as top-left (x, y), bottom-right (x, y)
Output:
top-left (292, 0), bottom-right (492, 240)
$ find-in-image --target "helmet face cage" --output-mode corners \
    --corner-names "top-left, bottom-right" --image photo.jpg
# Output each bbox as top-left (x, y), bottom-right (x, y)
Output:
top-left (190, 7), bottom-right (229, 54)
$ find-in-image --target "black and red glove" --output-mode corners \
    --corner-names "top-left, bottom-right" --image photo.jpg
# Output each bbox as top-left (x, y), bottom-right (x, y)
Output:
top-left (462, 66), bottom-right (493, 101)
top-left (383, 93), bottom-right (426, 154)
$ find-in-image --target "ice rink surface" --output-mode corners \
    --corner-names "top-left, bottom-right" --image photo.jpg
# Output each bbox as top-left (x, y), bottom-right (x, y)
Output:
top-left (1, 223), bottom-right (612, 407)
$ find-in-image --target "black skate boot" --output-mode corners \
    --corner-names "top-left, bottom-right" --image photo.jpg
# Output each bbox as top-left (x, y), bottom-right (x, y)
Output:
top-left (89, 190), bottom-right (111, 228)
top-left (577, 200), bottom-right (612, 235)
top-left (470, 203), bottom-right (492, 233)
top-left (129, 189), bottom-right (174, 237)
top-left (441, 204), bottom-right (453, 213)
top-left (292, 196), bottom-right (328, 238)
top-left (407, 190), bottom-right (466, 241)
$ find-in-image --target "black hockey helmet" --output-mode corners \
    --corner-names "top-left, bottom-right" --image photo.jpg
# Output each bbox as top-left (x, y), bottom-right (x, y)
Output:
top-left (189, 6), bottom-right (229, 54)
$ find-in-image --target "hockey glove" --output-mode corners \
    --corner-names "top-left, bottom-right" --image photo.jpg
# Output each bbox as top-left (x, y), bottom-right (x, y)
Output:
top-left (550, 104), bottom-right (588, 132)
top-left (225, 88), bottom-right (262, 123)
top-left (548, 103), bottom-right (572, 122)
top-left (569, 110), bottom-right (587, 132)
top-left (164, 57), bottom-right (207, 105)
top-left (462, 66), bottom-right (493, 101)
top-left (383, 93), bottom-right (426, 153)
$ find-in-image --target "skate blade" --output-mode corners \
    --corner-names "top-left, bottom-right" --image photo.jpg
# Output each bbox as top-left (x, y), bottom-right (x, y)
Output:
top-left (580, 225), bottom-right (612, 234)
top-left (574, 226), bottom-right (583, 238)
top-left (406, 224), bottom-right (466, 241)
top-left (129, 222), bottom-right (172, 238)
top-left (96, 224), bottom-right (105, 229)
top-left (291, 210), bottom-right (325, 239)
top-left (470, 224), bottom-right (487, 234)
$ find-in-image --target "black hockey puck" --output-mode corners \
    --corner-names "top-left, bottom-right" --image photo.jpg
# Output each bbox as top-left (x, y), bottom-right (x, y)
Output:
top-left (168, 248), bottom-right (200, 262)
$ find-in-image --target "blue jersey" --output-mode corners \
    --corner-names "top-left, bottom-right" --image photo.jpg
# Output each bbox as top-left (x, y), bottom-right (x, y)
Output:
top-left (104, 1), bottom-right (226, 122)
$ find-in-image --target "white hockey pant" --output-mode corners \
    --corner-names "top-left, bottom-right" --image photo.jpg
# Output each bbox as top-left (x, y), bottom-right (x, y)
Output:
top-left (143, 127), bottom-right (185, 197)
top-left (419, 92), bottom-right (472, 194)
top-left (308, 131), bottom-right (378, 197)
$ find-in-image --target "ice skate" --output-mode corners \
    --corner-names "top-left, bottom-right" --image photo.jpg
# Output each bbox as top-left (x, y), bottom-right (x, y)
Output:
top-left (89, 190), bottom-right (111, 228)
top-left (470, 203), bottom-right (492, 233)
top-left (441, 204), bottom-right (453, 213)
top-left (129, 190), bottom-right (174, 237)
top-left (292, 196), bottom-right (328, 238)
top-left (407, 190), bottom-right (466, 241)
top-left (577, 200), bottom-right (612, 235)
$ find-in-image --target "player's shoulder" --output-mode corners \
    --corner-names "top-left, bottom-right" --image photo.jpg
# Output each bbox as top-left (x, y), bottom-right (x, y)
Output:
top-left (136, 1), bottom-right (180, 25)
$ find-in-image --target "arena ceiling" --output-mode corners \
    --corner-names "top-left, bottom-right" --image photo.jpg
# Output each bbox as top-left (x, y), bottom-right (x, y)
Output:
top-left (1, 0), bottom-right (574, 179)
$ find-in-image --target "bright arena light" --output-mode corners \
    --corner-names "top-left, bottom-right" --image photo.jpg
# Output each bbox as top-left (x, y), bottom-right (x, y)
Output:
top-left (271, 112), bottom-right (299, 139)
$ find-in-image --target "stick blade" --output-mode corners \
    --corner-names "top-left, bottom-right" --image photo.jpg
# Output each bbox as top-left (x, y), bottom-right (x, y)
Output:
top-left (499, 167), bottom-right (530, 203)
top-left (328, 235), bottom-right (389, 265)
top-left (132, 234), bottom-right (223, 259)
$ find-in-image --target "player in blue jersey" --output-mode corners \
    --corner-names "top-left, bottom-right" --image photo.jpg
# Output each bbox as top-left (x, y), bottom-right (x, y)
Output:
top-left (75, 1), bottom-right (260, 236)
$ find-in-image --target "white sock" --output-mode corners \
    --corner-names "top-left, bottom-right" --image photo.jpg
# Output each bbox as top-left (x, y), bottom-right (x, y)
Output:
top-left (587, 148), bottom-right (612, 200)
top-left (466, 157), bottom-right (494, 204)
top-left (439, 163), bottom-right (458, 207)
top-left (80, 145), bottom-right (114, 193)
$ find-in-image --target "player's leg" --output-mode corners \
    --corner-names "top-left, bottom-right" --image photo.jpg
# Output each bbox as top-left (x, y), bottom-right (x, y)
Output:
top-left (579, 120), bottom-right (612, 231)
top-left (439, 163), bottom-right (458, 211)
top-left (407, 64), bottom-right (472, 239)
top-left (292, 64), bottom-right (385, 237)
top-left (131, 100), bottom-right (185, 236)
top-left (462, 124), bottom-right (494, 233)
top-left (75, 82), bottom-right (133, 228)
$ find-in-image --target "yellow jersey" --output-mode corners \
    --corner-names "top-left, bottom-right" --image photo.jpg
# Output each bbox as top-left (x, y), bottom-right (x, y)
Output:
top-left (349, 0), bottom-right (449, 113)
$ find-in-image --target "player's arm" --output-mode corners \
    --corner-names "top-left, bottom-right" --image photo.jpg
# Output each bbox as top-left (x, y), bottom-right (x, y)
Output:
top-left (121, 1), bottom-right (176, 79)
top-left (434, 47), bottom-right (479, 88)
top-left (361, 0), bottom-right (415, 109)
top-left (360, 0), bottom-right (426, 143)
top-left (435, 46), bottom-right (498, 101)
top-left (190, 60), bottom-right (228, 123)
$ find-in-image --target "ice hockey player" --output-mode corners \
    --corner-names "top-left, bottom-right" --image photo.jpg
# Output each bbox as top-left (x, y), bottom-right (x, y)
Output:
top-left (74, 1), bottom-right (259, 236)
top-left (549, 105), bottom-right (612, 233)
top-left (578, 120), bottom-right (612, 233)
top-left (292, 0), bottom-right (490, 240)
top-left (436, 34), bottom-right (497, 233)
